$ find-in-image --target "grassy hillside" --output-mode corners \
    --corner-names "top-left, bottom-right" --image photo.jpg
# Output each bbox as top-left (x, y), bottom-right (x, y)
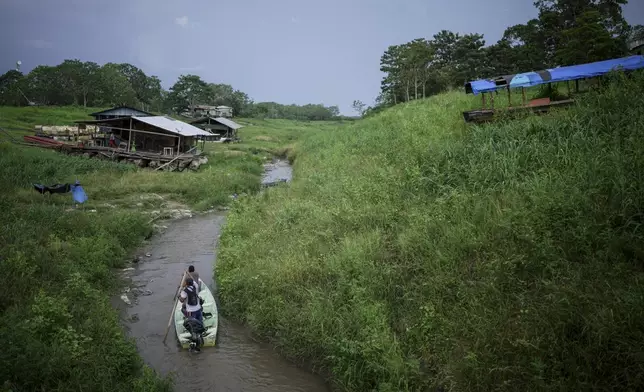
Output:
top-left (0, 107), bottom-right (333, 391)
top-left (216, 73), bottom-right (644, 391)
top-left (0, 105), bottom-right (101, 131)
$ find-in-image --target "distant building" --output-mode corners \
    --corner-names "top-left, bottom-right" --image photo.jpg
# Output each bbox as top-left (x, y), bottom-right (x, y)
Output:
top-left (215, 106), bottom-right (233, 118)
top-left (629, 39), bottom-right (644, 55)
top-left (89, 106), bottom-right (154, 121)
top-left (190, 116), bottom-right (243, 140)
top-left (187, 105), bottom-right (234, 118)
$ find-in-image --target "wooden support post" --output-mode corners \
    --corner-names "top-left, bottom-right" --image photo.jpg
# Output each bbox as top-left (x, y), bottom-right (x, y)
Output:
top-left (490, 92), bottom-right (495, 109)
top-left (128, 118), bottom-right (132, 152)
top-left (507, 86), bottom-right (511, 107)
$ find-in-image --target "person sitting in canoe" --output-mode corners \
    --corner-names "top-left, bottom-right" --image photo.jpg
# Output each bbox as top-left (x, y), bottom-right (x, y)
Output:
top-left (178, 277), bottom-right (203, 323)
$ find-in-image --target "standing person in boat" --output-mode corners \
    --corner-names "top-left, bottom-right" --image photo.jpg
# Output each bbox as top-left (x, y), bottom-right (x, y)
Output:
top-left (184, 265), bottom-right (200, 291)
top-left (178, 277), bottom-right (203, 323)
top-left (180, 265), bottom-right (201, 318)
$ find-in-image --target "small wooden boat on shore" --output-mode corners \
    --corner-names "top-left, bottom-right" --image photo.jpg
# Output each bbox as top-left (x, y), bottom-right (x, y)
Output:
top-left (173, 279), bottom-right (218, 349)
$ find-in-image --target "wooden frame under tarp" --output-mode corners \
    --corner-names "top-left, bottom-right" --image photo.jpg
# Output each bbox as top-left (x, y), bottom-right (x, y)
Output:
top-left (462, 54), bottom-right (644, 123)
top-left (462, 86), bottom-right (575, 123)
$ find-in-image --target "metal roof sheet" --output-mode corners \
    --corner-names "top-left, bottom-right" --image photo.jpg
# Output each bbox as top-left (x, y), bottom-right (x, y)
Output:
top-left (133, 116), bottom-right (212, 137)
top-left (89, 105), bottom-right (153, 117)
top-left (213, 117), bottom-right (243, 130)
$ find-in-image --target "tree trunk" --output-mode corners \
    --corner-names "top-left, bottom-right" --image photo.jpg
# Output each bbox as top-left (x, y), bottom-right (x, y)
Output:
top-left (422, 78), bottom-right (426, 98)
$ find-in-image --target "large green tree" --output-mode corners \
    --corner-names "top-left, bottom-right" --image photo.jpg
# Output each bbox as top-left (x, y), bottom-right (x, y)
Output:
top-left (97, 63), bottom-right (138, 107)
top-left (557, 9), bottom-right (626, 64)
top-left (167, 74), bottom-right (210, 113)
top-left (373, 0), bottom-right (636, 113)
top-left (0, 70), bottom-right (26, 106)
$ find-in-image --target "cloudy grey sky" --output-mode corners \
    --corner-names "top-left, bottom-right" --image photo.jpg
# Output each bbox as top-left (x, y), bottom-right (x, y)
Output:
top-left (1, 0), bottom-right (643, 114)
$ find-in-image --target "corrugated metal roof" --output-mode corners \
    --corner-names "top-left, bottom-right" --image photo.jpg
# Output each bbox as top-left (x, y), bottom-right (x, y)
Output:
top-left (133, 116), bottom-right (212, 137)
top-left (89, 105), bottom-right (153, 117)
top-left (213, 117), bottom-right (243, 130)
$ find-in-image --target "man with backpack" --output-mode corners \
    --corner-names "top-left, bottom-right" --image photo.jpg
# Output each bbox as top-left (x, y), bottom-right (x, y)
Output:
top-left (178, 277), bottom-right (203, 323)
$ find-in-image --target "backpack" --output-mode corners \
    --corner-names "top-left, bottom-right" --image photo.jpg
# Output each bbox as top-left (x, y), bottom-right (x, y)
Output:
top-left (185, 284), bottom-right (199, 306)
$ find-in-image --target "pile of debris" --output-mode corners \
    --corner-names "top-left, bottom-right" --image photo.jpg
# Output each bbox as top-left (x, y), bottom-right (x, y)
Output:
top-left (34, 124), bottom-right (98, 143)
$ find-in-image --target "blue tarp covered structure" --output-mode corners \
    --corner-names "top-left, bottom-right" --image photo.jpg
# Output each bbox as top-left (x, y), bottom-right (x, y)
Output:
top-left (465, 55), bottom-right (644, 95)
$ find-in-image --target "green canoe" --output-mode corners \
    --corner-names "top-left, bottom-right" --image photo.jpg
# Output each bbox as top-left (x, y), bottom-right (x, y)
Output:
top-left (173, 279), bottom-right (218, 349)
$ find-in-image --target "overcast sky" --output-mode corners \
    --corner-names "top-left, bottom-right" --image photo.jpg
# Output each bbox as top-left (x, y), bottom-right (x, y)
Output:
top-left (1, 0), bottom-right (642, 115)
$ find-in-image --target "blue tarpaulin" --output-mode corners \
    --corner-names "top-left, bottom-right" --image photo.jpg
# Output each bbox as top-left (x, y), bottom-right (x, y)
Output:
top-left (508, 71), bottom-right (544, 89)
top-left (71, 180), bottom-right (88, 204)
top-left (465, 55), bottom-right (644, 95)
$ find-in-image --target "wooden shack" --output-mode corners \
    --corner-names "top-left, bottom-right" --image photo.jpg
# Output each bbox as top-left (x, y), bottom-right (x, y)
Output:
top-left (64, 115), bottom-right (213, 170)
top-left (76, 115), bottom-right (211, 153)
top-left (190, 116), bottom-right (243, 141)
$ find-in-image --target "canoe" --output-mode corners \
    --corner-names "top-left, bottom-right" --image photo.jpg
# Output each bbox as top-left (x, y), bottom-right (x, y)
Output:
top-left (173, 279), bottom-right (218, 349)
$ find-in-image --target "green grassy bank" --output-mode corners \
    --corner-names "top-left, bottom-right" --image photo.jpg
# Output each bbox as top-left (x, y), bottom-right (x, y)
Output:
top-left (0, 145), bottom-right (173, 392)
top-left (0, 106), bottom-right (329, 391)
top-left (0, 105), bottom-right (101, 131)
top-left (216, 73), bottom-right (644, 391)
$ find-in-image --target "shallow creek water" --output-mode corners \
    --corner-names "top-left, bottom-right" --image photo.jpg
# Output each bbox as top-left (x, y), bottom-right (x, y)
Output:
top-left (113, 160), bottom-right (328, 392)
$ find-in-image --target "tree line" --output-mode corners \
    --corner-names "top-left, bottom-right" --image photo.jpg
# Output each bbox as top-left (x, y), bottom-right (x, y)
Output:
top-left (356, 0), bottom-right (644, 116)
top-left (0, 61), bottom-right (344, 121)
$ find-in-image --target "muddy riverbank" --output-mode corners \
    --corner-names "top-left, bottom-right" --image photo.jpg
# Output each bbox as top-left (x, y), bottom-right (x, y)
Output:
top-left (114, 160), bottom-right (328, 392)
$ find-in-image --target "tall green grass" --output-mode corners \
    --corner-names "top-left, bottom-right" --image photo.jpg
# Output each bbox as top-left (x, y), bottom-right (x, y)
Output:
top-left (0, 105), bottom-right (101, 131)
top-left (216, 73), bottom-right (644, 391)
top-left (206, 118), bottom-right (340, 159)
top-left (0, 145), bottom-right (172, 391)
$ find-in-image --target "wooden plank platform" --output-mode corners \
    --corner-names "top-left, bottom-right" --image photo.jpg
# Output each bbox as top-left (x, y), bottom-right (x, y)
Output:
top-left (60, 144), bottom-right (202, 162)
top-left (19, 135), bottom-right (208, 172)
top-left (463, 99), bottom-right (575, 123)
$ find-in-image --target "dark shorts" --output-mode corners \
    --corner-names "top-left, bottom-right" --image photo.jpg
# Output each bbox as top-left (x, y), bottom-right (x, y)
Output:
top-left (185, 307), bottom-right (203, 323)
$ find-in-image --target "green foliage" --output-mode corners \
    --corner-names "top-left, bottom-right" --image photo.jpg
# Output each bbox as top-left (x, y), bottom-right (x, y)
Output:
top-left (0, 105), bottom-right (100, 132)
top-left (245, 101), bottom-right (341, 121)
top-left (216, 73), bottom-right (644, 391)
top-left (375, 0), bottom-right (634, 111)
top-left (0, 174), bottom-right (171, 390)
top-left (556, 9), bottom-right (625, 65)
top-left (0, 62), bottom-right (342, 120)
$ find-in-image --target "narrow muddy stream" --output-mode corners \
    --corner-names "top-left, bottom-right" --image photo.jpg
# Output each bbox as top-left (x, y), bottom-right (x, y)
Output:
top-left (115, 160), bottom-right (328, 392)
